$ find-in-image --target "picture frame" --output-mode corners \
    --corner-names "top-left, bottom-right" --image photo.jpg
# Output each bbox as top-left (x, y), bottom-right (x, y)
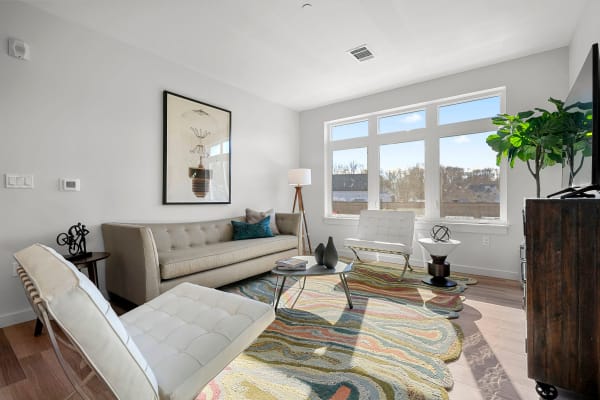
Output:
top-left (163, 91), bottom-right (231, 204)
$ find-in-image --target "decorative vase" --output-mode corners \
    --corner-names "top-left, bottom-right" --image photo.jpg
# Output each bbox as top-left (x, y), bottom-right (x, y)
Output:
top-left (314, 243), bottom-right (325, 265)
top-left (323, 236), bottom-right (338, 269)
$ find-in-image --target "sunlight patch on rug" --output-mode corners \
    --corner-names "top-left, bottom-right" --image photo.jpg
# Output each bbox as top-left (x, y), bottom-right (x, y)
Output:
top-left (199, 262), bottom-right (466, 400)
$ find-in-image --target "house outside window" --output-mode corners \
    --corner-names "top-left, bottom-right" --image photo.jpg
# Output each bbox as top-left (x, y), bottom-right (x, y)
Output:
top-left (325, 88), bottom-right (506, 223)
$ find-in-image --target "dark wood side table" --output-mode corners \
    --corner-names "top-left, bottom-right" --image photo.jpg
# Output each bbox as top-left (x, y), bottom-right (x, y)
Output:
top-left (65, 251), bottom-right (110, 288)
top-left (33, 251), bottom-right (110, 337)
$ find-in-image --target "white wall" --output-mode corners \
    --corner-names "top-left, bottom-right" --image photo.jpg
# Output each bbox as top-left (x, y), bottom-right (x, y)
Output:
top-left (0, 2), bottom-right (299, 327)
top-left (569, 0), bottom-right (600, 87)
top-left (299, 48), bottom-right (569, 280)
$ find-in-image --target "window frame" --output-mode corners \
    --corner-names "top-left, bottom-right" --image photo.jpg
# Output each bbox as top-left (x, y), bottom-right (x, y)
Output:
top-left (324, 87), bottom-right (507, 225)
top-left (377, 109), bottom-right (427, 135)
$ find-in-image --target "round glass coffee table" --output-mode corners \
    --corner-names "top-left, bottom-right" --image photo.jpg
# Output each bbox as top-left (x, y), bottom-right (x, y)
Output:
top-left (271, 256), bottom-right (354, 310)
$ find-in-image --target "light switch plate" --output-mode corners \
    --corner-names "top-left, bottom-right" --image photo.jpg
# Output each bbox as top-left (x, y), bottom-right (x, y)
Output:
top-left (5, 174), bottom-right (33, 189)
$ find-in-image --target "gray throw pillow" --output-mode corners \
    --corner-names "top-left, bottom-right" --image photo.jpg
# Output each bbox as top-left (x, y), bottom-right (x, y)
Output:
top-left (246, 208), bottom-right (279, 235)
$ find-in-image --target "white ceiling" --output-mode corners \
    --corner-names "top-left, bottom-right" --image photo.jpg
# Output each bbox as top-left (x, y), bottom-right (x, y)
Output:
top-left (22, 0), bottom-right (589, 111)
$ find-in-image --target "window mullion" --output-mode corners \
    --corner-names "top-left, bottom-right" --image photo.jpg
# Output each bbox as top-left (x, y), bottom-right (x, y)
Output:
top-left (424, 105), bottom-right (440, 219)
top-left (325, 129), bottom-right (333, 217)
top-left (367, 115), bottom-right (379, 210)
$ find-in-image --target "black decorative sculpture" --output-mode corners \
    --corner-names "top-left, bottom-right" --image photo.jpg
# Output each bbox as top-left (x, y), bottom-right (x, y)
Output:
top-left (56, 222), bottom-right (91, 260)
top-left (431, 224), bottom-right (451, 242)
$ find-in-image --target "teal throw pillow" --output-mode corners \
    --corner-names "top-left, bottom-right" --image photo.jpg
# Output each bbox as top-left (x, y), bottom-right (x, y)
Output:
top-left (232, 216), bottom-right (274, 240)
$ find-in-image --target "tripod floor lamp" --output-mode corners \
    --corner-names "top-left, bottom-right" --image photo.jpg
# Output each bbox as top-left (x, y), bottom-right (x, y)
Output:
top-left (288, 168), bottom-right (312, 255)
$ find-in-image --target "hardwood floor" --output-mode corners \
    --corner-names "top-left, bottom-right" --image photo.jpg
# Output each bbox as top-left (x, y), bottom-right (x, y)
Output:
top-left (0, 276), bottom-right (593, 399)
top-left (449, 275), bottom-right (591, 400)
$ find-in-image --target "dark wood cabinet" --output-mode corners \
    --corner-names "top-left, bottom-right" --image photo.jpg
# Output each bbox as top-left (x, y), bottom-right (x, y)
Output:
top-left (525, 199), bottom-right (600, 398)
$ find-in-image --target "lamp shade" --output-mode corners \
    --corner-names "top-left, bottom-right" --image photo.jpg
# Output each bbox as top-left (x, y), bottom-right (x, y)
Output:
top-left (288, 168), bottom-right (311, 186)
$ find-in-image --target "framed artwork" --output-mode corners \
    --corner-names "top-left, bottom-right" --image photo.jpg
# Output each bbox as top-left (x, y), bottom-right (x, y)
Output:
top-left (163, 91), bottom-right (231, 204)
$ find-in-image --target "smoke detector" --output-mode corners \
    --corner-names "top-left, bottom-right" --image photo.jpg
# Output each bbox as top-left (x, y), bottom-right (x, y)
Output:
top-left (347, 45), bottom-right (374, 62)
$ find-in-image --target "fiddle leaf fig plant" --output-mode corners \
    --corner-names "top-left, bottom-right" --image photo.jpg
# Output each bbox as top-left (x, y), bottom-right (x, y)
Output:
top-left (486, 98), bottom-right (564, 197)
top-left (553, 99), bottom-right (593, 186)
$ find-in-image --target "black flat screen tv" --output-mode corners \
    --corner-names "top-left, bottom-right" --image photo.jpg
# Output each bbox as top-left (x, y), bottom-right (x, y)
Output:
top-left (559, 43), bottom-right (600, 198)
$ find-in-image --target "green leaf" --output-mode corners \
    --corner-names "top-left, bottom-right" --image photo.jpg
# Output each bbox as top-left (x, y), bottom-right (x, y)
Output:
top-left (509, 135), bottom-right (523, 147)
top-left (522, 145), bottom-right (537, 159)
top-left (517, 110), bottom-right (534, 119)
top-left (486, 133), bottom-right (500, 142)
top-left (547, 97), bottom-right (564, 110)
top-left (547, 152), bottom-right (562, 163)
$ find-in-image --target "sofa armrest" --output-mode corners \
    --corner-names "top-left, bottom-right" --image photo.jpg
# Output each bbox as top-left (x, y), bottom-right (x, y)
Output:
top-left (275, 213), bottom-right (301, 236)
top-left (101, 223), bottom-right (161, 305)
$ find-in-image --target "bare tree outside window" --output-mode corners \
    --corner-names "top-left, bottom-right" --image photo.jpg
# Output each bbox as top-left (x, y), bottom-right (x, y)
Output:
top-left (440, 132), bottom-right (500, 218)
top-left (332, 148), bottom-right (368, 215)
top-left (380, 141), bottom-right (425, 215)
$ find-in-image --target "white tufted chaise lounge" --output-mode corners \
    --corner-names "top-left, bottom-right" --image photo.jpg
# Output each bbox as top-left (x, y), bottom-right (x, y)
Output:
top-left (14, 243), bottom-right (275, 400)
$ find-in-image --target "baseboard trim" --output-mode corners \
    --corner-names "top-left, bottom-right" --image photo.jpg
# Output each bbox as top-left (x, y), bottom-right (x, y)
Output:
top-left (338, 249), bottom-right (520, 281)
top-left (443, 263), bottom-right (520, 281)
top-left (0, 308), bottom-right (36, 328)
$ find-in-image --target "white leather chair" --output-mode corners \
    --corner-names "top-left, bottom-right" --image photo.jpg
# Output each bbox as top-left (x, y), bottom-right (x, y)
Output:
top-left (14, 243), bottom-right (275, 400)
top-left (344, 210), bottom-right (415, 279)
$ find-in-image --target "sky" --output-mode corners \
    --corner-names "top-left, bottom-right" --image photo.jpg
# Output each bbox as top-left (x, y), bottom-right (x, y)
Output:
top-left (332, 96), bottom-right (500, 172)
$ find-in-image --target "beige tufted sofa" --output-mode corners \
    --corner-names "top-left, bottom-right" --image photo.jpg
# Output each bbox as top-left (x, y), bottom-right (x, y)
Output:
top-left (102, 213), bottom-right (300, 305)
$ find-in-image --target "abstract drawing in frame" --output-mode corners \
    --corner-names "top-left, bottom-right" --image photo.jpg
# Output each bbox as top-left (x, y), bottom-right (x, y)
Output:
top-left (163, 91), bottom-right (231, 204)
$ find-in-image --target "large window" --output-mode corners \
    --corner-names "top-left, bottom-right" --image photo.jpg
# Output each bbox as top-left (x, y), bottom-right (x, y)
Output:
top-left (332, 148), bottom-right (368, 215)
top-left (439, 132), bottom-right (499, 219)
top-left (378, 110), bottom-right (426, 134)
top-left (379, 141), bottom-right (425, 215)
top-left (331, 120), bottom-right (368, 141)
top-left (325, 89), bottom-right (506, 222)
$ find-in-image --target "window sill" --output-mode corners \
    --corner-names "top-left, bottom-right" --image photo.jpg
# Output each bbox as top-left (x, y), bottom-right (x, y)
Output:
top-left (322, 216), bottom-right (360, 226)
top-left (323, 215), bottom-right (510, 234)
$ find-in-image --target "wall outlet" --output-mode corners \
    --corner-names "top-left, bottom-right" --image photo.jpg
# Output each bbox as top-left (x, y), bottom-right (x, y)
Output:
top-left (12, 261), bottom-right (19, 277)
top-left (482, 235), bottom-right (490, 247)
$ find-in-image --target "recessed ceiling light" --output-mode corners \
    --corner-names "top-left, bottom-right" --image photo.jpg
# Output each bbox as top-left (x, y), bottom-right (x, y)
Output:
top-left (301, 3), bottom-right (312, 9)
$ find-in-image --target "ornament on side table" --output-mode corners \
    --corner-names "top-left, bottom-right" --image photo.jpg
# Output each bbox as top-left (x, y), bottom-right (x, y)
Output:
top-left (431, 224), bottom-right (451, 242)
top-left (56, 222), bottom-right (92, 261)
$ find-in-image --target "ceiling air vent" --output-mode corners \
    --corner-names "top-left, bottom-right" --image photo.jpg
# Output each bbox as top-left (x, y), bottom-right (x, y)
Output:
top-left (348, 45), bottom-right (374, 62)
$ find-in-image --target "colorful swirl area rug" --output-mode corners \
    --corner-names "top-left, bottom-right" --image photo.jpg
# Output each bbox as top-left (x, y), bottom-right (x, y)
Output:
top-left (198, 261), bottom-right (472, 400)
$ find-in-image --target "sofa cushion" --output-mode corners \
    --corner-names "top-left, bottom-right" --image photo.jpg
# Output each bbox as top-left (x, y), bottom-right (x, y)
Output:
top-left (159, 235), bottom-right (297, 280)
top-left (149, 218), bottom-right (240, 254)
top-left (14, 244), bottom-right (159, 400)
top-left (231, 216), bottom-right (273, 240)
top-left (121, 282), bottom-right (274, 400)
top-left (246, 208), bottom-right (279, 235)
